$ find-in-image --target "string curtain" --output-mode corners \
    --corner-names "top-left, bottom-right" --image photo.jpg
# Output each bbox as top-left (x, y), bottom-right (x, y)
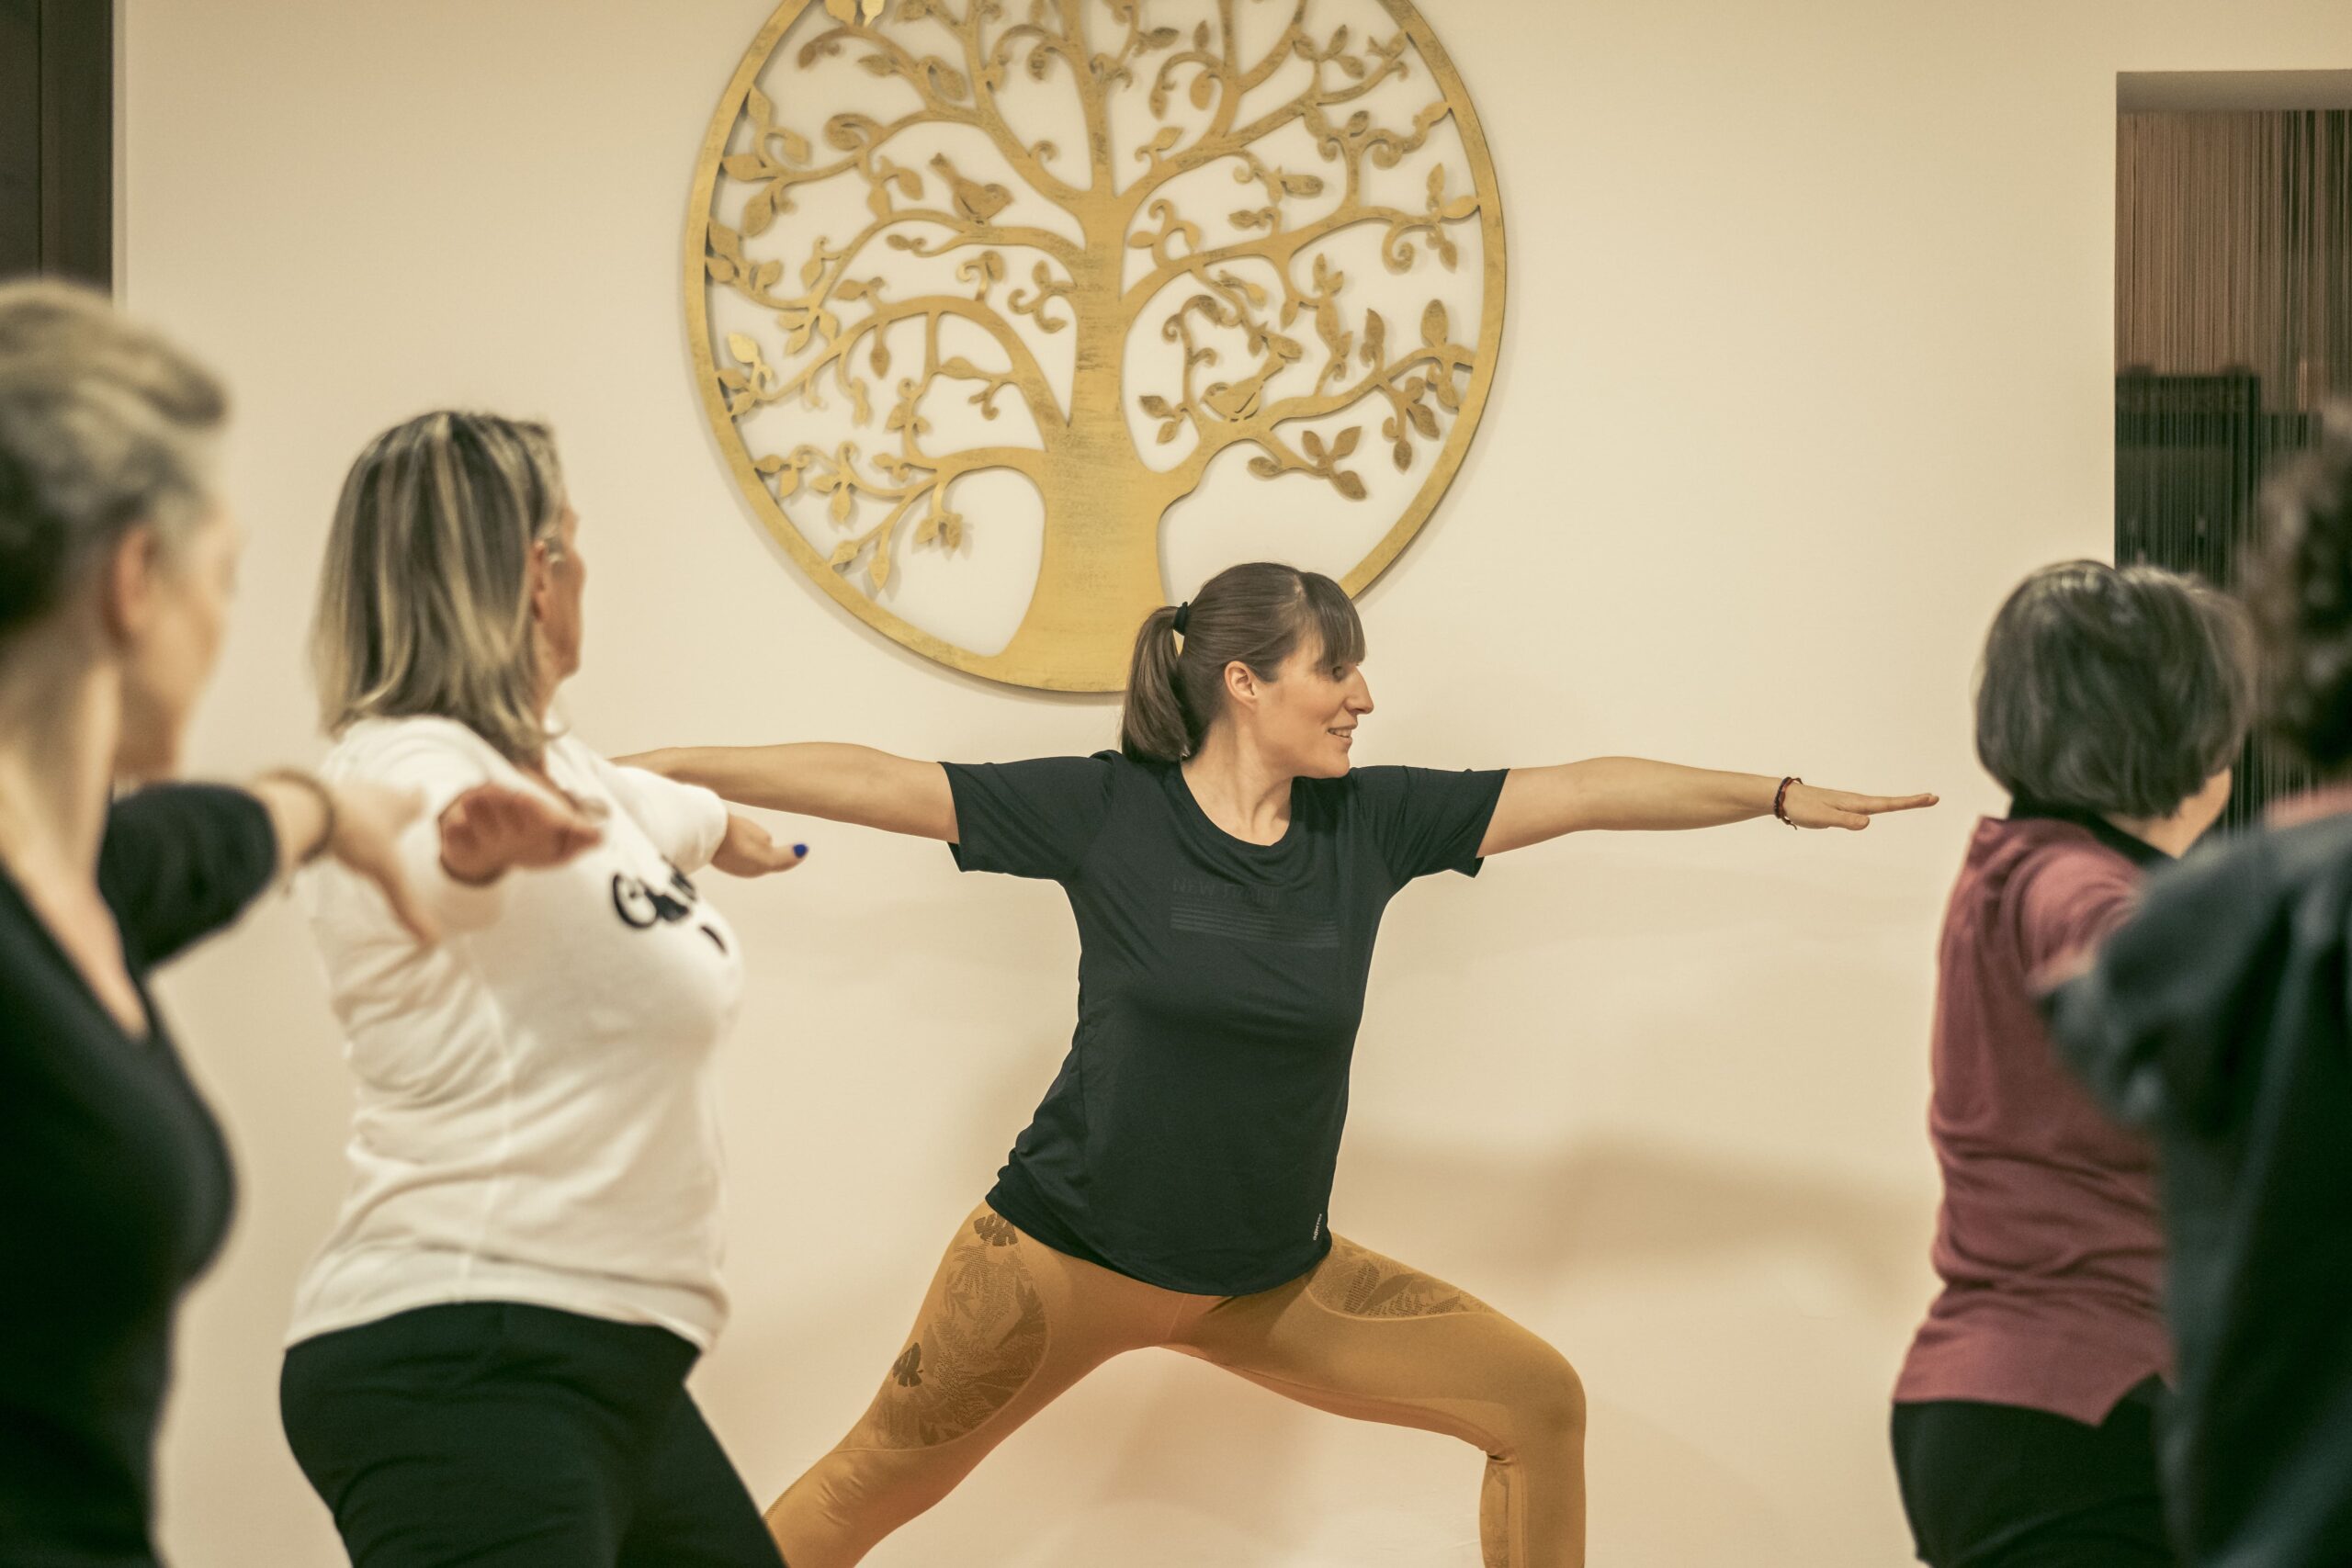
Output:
top-left (2117, 109), bottom-right (2352, 829)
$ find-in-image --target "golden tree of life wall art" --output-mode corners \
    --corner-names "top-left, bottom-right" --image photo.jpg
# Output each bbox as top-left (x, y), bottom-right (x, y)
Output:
top-left (686, 0), bottom-right (1506, 691)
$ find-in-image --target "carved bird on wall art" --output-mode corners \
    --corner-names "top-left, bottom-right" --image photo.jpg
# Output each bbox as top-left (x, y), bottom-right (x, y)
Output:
top-left (930, 152), bottom-right (1013, 224)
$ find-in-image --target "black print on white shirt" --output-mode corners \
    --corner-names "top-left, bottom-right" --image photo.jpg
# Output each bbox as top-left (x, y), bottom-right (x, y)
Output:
top-left (611, 865), bottom-right (729, 954)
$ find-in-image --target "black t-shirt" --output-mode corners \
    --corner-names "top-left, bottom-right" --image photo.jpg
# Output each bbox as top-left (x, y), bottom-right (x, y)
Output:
top-left (0, 784), bottom-right (277, 1567)
top-left (945, 752), bottom-right (1508, 1295)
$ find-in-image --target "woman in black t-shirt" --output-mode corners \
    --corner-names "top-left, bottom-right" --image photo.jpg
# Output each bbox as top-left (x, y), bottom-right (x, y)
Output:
top-left (0, 281), bottom-right (436, 1568)
top-left (634, 560), bottom-right (1936, 1567)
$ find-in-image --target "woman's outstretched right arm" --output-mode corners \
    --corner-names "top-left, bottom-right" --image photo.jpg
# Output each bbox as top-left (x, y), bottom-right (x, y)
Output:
top-left (617, 746), bottom-right (957, 842)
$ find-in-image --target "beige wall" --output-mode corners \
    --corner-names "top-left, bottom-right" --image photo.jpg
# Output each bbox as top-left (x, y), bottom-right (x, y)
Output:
top-left (122, 3), bottom-right (2352, 1564)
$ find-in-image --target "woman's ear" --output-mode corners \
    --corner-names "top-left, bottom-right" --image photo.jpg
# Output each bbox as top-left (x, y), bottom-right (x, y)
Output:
top-left (525, 536), bottom-right (556, 625)
top-left (1224, 660), bottom-right (1259, 712)
top-left (99, 522), bottom-right (164, 645)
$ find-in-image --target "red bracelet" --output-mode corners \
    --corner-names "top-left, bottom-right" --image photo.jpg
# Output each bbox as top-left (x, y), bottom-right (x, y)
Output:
top-left (1773, 775), bottom-right (1802, 828)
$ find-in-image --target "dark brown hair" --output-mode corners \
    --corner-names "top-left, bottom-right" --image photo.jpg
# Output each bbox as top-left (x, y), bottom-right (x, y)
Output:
top-left (2245, 403), bottom-right (2352, 771)
top-left (1119, 562), bottom-right (1365, 762)
top-left (1974, 558), bottom-right (2251, 818)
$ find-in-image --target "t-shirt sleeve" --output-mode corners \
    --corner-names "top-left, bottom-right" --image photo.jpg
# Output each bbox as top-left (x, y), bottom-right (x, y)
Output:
top-left (2015, 848), bottom-right (2142, 976)
top-left (1348, 765), bottom-right (1510, 884)
top-left (943, 754), bottom-right (1119, 881)
top-left (2041, 842), bottom-right (2277, 1136)
top-left (322, 720), bottom-right (509, 934)
top-left (583, 750), bottom-right (729, 874)
top-left (97, 783), bottom-right (281, 970)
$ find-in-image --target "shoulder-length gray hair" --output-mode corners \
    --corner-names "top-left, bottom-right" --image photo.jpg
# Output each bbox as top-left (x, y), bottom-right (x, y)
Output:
top-left (0, 279), bottom-right (228, 640)
top-left (311, 411), bottom-right (566, 761)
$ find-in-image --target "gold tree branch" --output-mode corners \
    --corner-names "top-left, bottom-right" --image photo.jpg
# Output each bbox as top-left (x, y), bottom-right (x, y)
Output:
top-left (1238, 0), bottom-right (1311, 92)
top-left (1170, 342), bottom-right (1472, 492)
top-left (803, 20), bottom-right (974, 107)
top-left (872, 207), bottom-right (1081, 266)
top-left (1057, 0), bottom-right (1115, 189)
top-left (807, 441), bottom-right (1046, 590)
top-left (1120, 197), bottom-right (1476, 312)
top-left (951, 1), bottom-right (1091, 205)
top-left (729, 288), bottom-right (1067, 432)
top-left (1124, 17), bottom-right (1409, 214)
top-left (796, 6), bottom-right (1090, 214)
top-left (894, 442), bottom-right (1046, 480)
top-left (1253, 344), bottom-right (1470, 431)
top-left (725, 107), bottom-right (932, 225)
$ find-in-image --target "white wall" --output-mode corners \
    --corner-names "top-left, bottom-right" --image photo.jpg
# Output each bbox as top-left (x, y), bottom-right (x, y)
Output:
top-left (121, 3), bottom-right (2352, 1564)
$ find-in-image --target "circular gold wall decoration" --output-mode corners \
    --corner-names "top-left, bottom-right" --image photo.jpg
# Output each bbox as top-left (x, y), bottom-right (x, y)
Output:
top-left (687, 0), bottom-right (1505, 691)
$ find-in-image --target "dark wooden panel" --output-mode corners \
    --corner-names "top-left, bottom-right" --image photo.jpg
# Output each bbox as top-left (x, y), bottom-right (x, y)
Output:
top-left (36, 0), bottom-right (107, 287)
top-left (0, 0), bottom-right (39, 277)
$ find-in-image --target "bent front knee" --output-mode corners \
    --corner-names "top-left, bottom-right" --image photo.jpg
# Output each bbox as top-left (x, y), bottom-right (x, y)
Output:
top-left (1508, 1347), bottom-right (1587, 1455)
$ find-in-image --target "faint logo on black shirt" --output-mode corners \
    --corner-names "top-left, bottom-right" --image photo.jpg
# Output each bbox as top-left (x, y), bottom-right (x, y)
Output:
top-left (1169, 873), bottom-right (1340, 948)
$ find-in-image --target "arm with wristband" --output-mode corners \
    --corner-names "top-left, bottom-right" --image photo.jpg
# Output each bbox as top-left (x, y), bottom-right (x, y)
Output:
top-left (1478, 759), bottom-right (1937, 856)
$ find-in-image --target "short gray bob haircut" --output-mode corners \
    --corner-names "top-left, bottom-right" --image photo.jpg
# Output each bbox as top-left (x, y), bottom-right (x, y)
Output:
top-left (1975, 559), bottom-right (2251, 818)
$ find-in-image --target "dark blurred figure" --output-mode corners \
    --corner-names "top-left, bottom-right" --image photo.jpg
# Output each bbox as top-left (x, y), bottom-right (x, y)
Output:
top-left (0, 281), bottom-right (424, 1568)
top-left (2047, 403), bottom-right (2352, 1568)
top-left (1894, 560), bottom-right (2250, 1567)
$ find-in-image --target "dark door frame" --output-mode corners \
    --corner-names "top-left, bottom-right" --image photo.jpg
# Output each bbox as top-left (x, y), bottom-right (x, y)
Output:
top-left (2, 0), bottom-right (113, 288)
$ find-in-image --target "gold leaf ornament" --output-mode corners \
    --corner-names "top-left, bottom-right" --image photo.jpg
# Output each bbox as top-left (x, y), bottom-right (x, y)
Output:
top-left (687, 0), bottom-right (1505, 691)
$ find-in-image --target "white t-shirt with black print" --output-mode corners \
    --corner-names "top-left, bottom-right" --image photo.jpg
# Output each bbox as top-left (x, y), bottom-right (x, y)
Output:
top-left (287, 716), bottom-right (744, 1351)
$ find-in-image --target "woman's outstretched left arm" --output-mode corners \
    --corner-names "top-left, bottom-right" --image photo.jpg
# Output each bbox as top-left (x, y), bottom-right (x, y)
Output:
top-left (1479, 759), bottom-right (1937, 856)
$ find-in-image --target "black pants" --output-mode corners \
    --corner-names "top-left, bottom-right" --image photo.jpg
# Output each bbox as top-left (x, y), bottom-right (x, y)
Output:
top-left (1891, 1380), bottom-right (2177, 1568)
top-left (281, 1303), bottom-right (784, 1568)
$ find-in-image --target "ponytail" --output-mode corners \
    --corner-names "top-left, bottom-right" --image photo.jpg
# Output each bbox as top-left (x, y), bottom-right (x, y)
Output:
top-left (1120, 603), bottom-right (1192, 761)
top-left (1115, 562), bottom-right (1366, 763)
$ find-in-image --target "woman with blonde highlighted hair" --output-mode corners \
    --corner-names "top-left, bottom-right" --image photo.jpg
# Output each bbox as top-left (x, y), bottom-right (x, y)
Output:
top-left (278, 411), bottom-right (800, 1568)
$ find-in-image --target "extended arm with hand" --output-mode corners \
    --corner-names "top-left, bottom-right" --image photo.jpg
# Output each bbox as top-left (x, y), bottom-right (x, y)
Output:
top-left (617, 744), bottom-right (957, 843)
top-left (247, 771), bottom-right (438, 941)
top-left (1480, 757), bottom-right (1937, 856)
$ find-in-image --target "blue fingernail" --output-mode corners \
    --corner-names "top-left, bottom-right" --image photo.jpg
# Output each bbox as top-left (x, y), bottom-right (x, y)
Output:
top-left (794, 844), bottom-right (808, 856)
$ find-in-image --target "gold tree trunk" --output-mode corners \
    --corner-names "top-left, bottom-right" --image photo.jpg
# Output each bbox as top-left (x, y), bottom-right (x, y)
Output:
top-left (995, 267), bottom-right (1170, 682)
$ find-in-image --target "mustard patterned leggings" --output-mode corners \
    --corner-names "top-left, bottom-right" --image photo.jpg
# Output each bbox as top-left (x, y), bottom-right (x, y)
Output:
top-left (765, 1203), bottom-right (1586, 1568)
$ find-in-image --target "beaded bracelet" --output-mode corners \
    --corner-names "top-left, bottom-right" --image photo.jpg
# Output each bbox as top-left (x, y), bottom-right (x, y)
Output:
top-left (1773, 775), bottom-right (1802, 829)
